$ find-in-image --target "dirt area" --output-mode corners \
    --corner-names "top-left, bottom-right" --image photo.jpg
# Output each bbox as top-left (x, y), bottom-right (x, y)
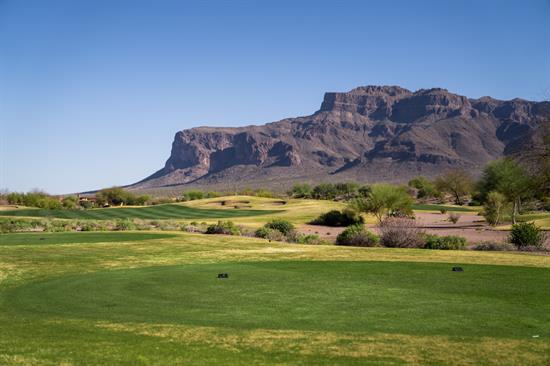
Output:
top-left (299, 212), bottom-right (508, 244)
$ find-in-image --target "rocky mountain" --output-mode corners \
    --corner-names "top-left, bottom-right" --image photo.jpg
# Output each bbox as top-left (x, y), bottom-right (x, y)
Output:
top-left (132, 86), bottom-right (549, 191)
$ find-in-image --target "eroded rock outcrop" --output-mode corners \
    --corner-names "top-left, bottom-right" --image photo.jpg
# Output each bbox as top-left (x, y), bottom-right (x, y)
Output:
top-left (133, 86), bottom-right (548, 189)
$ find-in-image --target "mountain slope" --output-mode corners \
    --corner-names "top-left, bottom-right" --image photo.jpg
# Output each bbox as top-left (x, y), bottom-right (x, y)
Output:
top-left (132, 86), bottom-right (548, 190)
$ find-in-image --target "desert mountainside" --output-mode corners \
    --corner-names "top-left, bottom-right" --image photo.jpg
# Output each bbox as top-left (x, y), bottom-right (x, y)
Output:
top-left (132, 86), bottom-right (548, 191)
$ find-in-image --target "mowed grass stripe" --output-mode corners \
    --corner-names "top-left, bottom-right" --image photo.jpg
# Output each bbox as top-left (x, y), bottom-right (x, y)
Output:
top-left (0, 204), bottom-right (282, 220)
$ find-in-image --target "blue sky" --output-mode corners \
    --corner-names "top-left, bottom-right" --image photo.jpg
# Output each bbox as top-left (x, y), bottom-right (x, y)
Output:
top-left (1, 0), bottom-right (549, 194)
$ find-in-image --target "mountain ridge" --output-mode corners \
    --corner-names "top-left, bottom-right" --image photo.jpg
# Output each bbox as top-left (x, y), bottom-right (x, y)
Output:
top-left (131, 86), bottom-right (548, 191)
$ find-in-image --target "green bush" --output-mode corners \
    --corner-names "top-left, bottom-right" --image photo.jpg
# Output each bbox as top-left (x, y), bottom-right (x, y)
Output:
top-left (114, 219), bottom-right (136, 231)
top-left (254, 226), bottom-right (273, 239)
top-left (509, 222), bottom-right (545, 249)
top-left (181, 190), bottom-right (204, 201)
top-left (205, 221), bottom-right (241, 235)
top-left (424, 235), bottom-right (467, 250)
top-left (482, 191), bottom-right (507, 226)
top-left (255, 226), bottom-right (287, 241)
top-left (336, 224), bottom-right (379, 247)
top-left (264, 219), bottom-right (295, 235)
top-left (309, 209), bottom-right (364, 227)
top-left (296, 234), bottom-right (322, 244)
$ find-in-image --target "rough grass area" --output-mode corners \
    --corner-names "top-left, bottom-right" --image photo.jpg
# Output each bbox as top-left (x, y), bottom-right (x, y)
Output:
top-left (0, 202), bottom-right (281, 220)
top-left (1, 231), bottom-right (549, 365)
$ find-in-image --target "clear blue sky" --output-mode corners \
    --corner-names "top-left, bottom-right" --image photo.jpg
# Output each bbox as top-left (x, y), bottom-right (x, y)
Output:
top-left (1, 0), bottom-right (549, 194)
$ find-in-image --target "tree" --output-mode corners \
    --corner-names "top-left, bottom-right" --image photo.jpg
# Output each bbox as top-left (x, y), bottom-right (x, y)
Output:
top-left (351, 183), bottom-right (413, 223)
top-left (182, 190), bottom-right (204, 201)
top-left (358, 185), bottom-right (371, 197)
top-left (334, 182), bottom-right (359, 200)
top-left (435, 170), bottom-right (474, 205)
top-left (62, 195), bottom-right (79, 209)
top-left (408, 176), bottom-right (440, 200)
top-left (482, 191), bottom-right (507, 226)
top-left (95, 187), bottom-right (146, 206)
top-left (312, 183), bottom-right (337, 200)
top-left (290, 183), bottom-right (312, 198)
top-left (477, 158), bottom-right (531, 224)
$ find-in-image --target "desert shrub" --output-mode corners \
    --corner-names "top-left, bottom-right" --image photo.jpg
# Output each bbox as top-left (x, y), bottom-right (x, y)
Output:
top-left (296, 234), bottom-right (322, 245)
top-left (264, 219), bottom-right (295, 235)
top-left (311, 183), bottom-right (337, 200)
top-left (424, 234), bottom-right (466, 250)
top-left (96, 187), bottom-right (147, 206)
top-left (472, 241), bottom-right (515, 251)
top-left (509, 222), bottom-right (545, 249)
top-left (0, 218), bottom-right (43, 233)
top-left (336, 224), bottom-right (379, 247)
top-left (181, 190), bottom-right (204, 201)
top-left (158, 220), bottom-right (180, 231)
top-left (482, 191), bottom-right (507, 226)
top-left (255, 189), bottom-right (274, 198)
top-left (439, 208), bottom-right (448, 214)
top-left (255, 226), bottom-right (289, 242)
top-left (266, 229), bottom-right (287, 241)
top-left (114, 219), bottom-right (136, 231)
top-left (290, 183), bottom-right (313, 198)
top-left (309, 209), bottom-right (364, 227)
top-left (182, 224), bottom-right (201, 233)
top-left (254, 226), bottom-right (273, 239)
top-left (132, 219), bottom-right (152, 231)
top-left (379, 217), bottom-right (425, 248)
top-left (205, 221), bottom-right (241, 235)
top-left (78, 220), bottom-right (108, 231)
top-left (448, 212), bottom-right (461, 224)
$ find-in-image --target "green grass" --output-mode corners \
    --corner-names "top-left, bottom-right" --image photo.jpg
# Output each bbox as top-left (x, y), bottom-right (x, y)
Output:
top-left (5, 261), bottom-right (549, 338)
top-left (412, 203), bottom-right (477, 212)
top-left (0, 232), bottom-right (177, 246)
top-left (1, 231), bottom-right (549, 365)
top-left (0, 203), bottom-right (281, 220)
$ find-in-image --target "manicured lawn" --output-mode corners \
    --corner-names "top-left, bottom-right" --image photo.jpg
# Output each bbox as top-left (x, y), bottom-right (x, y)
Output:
top-left (0, 232), bottom-right (177, 246)
top-left (6, 261), bottom-right (549, 338)
top-left (0, 203), bottom-right (281, 220)
top-left (1, 231), bottom-right (549, 365)
top-left (412, 203), bottom-right (477, 212)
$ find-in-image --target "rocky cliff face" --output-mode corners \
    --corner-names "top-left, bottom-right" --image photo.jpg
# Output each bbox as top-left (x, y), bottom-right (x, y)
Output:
top-left (133, 86), bottom-right (549, 190)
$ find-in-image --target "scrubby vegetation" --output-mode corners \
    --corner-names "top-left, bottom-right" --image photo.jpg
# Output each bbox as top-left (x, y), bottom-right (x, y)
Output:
top-left (351, 184), bottom-right (413, 223)
top-left (263, 219), bottom-right (295, 236)
top-left (309, 209), bottom-right (363, 227)
top-left (509, 222), bottom-right (546, 250)
top-left (205, 221), bottom-right (241, 235)
top-left (336, 224), bottom-right (379, 247)
top-left (378, 217), bottom-right (425, 248)
top-left (95, 187), bottom-right (150, 206)
top-left (4, 191), bottom-right (62, 209)
top-left (471, 241), bottom-right (515, 251)
top-left (424, 234), bottom-right (467, 250)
